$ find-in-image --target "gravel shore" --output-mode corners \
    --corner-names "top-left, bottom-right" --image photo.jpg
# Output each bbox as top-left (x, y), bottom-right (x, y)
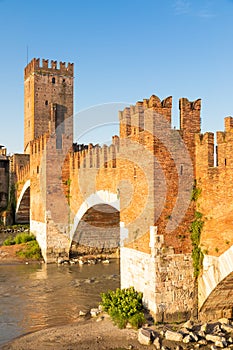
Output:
top-left (0, 315), bottom-right (154, 350)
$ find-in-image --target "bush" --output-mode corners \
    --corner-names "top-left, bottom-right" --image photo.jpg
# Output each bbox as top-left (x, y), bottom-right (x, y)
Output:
top-left (14, 233), bottom-right (35, 244)
top-left (3, 232), bottom-right (36, 246)
top-left (3, 237), bottom-right (15, 246)
top-left (100, 287), bottom-right (145, 329)
top-left (16, 240), bottom-right (42, 260)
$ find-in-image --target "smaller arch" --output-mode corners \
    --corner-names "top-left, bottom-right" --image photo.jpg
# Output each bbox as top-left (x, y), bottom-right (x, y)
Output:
top-left (70, 190), bottom-right (119, 241)
top-left (15, 180), bottom-right (30, 224)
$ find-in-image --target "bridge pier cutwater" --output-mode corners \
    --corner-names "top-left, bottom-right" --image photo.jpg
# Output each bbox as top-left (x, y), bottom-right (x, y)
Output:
top-left (2, 57), bottom-right (233, 321)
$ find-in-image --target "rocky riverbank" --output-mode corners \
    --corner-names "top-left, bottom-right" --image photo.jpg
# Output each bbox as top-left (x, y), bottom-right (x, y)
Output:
top-left (2, 306), bottom-right (233, 350)
top-left (137, 317), bottom-right (233, 349)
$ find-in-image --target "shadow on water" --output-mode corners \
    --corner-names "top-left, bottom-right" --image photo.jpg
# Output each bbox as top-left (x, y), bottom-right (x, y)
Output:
top-left (0, 260), bottom-right (120, 345)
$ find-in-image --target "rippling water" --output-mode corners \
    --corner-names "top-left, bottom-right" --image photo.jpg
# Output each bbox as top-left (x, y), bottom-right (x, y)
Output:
top-left (0, 260), bottom-right (120, 345)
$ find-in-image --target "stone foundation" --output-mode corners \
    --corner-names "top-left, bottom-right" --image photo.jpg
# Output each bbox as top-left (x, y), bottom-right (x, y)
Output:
top-left (31, 218), bottom-right (71, 263)
top-left (120, 246), bottom-right (194, 322)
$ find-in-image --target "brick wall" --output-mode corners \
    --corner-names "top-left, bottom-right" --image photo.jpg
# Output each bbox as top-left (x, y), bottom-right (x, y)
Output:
top-left (196, 118), bottom-right (233, 257)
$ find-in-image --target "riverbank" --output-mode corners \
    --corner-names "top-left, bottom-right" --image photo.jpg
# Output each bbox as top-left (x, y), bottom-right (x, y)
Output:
top-left (0, 243), bottom-right (42, 264)
top-left (0, 314), bottom-right (154, 350)
top-left (2, 313), bottom-right (233, 350)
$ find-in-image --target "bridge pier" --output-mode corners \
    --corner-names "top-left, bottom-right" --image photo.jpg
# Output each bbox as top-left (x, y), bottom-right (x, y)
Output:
top-left (120, 227), bottom-right (195, 323)
top-left (31, 217), bottom-right (71, 263)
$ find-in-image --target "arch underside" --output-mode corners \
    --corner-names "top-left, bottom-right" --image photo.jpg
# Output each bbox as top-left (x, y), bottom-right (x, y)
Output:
top-left (71, 204), bottom-right (120, 254)
top-left (199, 272), bottom-right (233, 320)
top-left (15, 187), bottom-right (30, 224)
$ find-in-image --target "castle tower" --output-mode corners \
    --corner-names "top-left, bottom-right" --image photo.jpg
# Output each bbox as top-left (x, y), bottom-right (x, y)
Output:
top-left (24, 58), bottom-right (74, 153)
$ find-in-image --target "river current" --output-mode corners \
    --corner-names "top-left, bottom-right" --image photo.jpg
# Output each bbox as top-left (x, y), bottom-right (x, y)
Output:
top-left (0, 260), bottom-right (120, 345)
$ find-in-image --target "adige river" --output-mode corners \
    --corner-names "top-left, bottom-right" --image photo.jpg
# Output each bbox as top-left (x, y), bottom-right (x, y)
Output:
top-left (0, 260), bottom-right (120, 346)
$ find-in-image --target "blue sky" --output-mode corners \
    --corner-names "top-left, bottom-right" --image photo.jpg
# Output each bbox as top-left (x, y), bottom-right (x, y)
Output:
top-left (1, 0), bottom-right (233, 153)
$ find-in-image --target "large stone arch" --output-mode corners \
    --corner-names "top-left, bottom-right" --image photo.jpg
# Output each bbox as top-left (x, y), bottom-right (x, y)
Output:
top-left (15, 180), bottom-right (30, 224)
top-left (198, 245), bottom-right (233, 320)
top-left (70, 190), bottom-right (120, 253)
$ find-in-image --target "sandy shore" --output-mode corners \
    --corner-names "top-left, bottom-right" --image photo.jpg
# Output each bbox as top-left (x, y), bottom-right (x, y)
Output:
top-left (0, 315), bottom-right (155, 350)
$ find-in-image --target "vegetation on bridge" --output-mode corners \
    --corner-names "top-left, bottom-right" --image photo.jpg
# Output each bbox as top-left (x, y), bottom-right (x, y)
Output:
top-left (190, 182), bottom-right (204, 277)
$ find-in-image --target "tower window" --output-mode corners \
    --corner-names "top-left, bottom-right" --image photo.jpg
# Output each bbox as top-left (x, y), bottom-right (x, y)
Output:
top-left (45, 100), bottom-right (48, 106)
top-left (52, 77), bottom-right (55, 84)
top-left (180, 165), bottom-right (183, 175)
top-left (63, 79), bottom-right (65, 83)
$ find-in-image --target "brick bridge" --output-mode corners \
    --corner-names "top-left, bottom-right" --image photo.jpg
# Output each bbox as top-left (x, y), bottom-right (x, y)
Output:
top-left (9, 58), bottom-right (233, 322)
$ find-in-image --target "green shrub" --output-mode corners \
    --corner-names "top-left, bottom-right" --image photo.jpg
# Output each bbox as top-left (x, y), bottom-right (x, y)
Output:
top-left (100, 287), bottom-right (145, 329)
top-left (16, 240), bottom-right (42, 260)
top-left (3, 232), bottom-right (36, 246)
top-left (14, 232), bottom-right (35, 244)
top-left (128, 312), bottom-right (145, 328)
top-left (190, 211), bottom-right (204, 277)
top-left (3, 237), bottom-right (15, 246)
top-left (191, 181), bottom-right (202, 201)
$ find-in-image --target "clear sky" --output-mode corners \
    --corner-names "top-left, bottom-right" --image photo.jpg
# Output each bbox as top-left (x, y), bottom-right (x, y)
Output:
top-left (1, 0), bottom-right (233, 153)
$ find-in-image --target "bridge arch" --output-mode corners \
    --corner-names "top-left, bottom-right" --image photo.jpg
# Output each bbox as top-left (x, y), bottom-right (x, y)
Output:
top-left (15, 180), bottom-right (30, 224)
top-left (198, 245), bottom-right (233, 320)
top-left (70, 190), bottom-right (120, 253)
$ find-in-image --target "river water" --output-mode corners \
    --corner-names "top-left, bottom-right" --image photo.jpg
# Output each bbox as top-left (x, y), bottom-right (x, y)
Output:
top-left (0, 260), bottom-right (120, 345)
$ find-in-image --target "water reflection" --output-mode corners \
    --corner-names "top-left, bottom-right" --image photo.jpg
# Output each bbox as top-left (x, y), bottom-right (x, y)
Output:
top-left (0, 260), bottom-right (120, 345)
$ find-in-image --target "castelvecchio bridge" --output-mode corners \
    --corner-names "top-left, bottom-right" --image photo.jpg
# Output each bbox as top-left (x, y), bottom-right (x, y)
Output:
top-left (0, 58), bottom-right (233, 322)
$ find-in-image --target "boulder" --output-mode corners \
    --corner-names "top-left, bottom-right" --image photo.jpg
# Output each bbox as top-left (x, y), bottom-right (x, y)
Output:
top-left (165, 330), bottom-right (183, 342)
top-left (213, 324), bottom-right (222, 334)
top-left (215, 340), bottom-right (228, 348)
top-left (206, 334), bottom-right (226, 343)
top-left (201, 323), bottom-right (208, 332)
top-left (189, 331), bottom-right (199, 342)
top-left (197, 330), bottom-right (206, 338)
top-left (183, 335), bottom-right (192, 343)
top-left (138, 328), bottom-right (153, 345)
top-left (153, 336), bottom-right (161, 350)
top-left (79, 310), bottom-right (86, 316)
top-left (179, 327), bottom-right (190, 336)
top-left (219, 318), bottom-right (231, 325)
top-left (182, 320), bottom-right (194, 330)
top-left (221, 324), bottom-right (233, 333)
top-left (90, 308), bottom-right (100, 317)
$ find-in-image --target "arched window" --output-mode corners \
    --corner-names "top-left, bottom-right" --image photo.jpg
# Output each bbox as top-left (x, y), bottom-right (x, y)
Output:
top-left (52, 77), bottom-right (55, 84)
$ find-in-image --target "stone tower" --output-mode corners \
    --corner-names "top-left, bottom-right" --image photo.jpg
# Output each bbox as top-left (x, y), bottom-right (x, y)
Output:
top-left (24, 58), bottom-right (74, 153)
top-left (23, 58), bottom-right (74, 262)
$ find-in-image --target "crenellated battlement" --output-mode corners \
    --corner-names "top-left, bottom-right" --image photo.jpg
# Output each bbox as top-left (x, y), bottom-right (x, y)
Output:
top-left (119, 95), bottom-right (173, 138)
top-left (30, 133), bottom-right (49, 157)
top-left (24, 58), bottom-right (74, 79)
top-left (16, 163), bottom-right (30, 182)
top-left (196, 132), bottom-right (214, 146)
top-left (196, 116), bottom-right (233, 173)
top-left (71, 135), bottom-right (119, 171)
